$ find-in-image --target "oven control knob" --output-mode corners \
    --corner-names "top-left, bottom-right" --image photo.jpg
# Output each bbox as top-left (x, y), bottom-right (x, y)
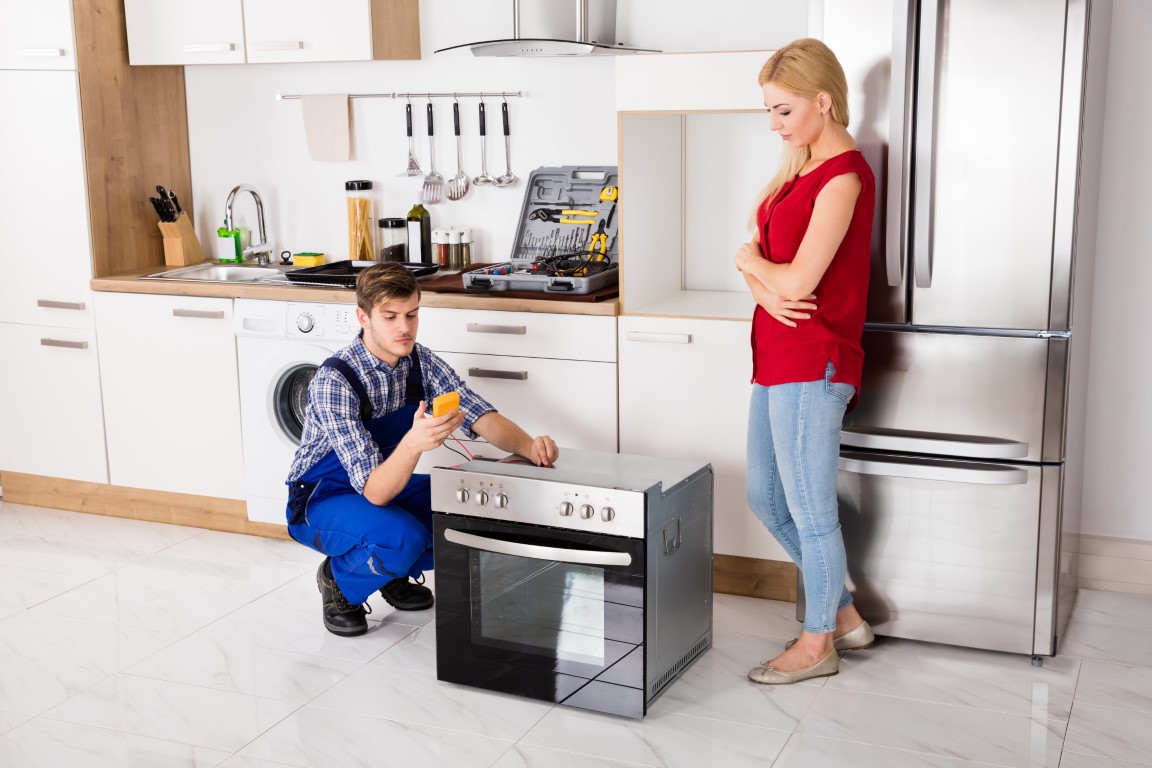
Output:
top-left (494, 492), bottom-right (509, 509)
top-left (455, 488), bottom-right (469, 504)
top-left (475, 490), bottom-right (489, 506)
top-left (579, 504), bottom-right (595, 520)
top-left (601, 507), bottom-right (615, 522)
top-left (295, 313), bottom-right (315, 333)
top-left (559, 501), bottom-right (574, 517)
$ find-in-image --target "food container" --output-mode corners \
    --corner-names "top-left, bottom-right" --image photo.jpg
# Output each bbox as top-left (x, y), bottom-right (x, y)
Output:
top-left (346, 180), bottom-right (375, 261)
top-left (378, 218), bottom-right (406, 262)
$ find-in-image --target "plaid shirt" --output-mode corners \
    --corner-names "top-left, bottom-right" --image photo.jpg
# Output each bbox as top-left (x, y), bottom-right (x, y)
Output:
top-left (286, 335), bottom-right (494, 492)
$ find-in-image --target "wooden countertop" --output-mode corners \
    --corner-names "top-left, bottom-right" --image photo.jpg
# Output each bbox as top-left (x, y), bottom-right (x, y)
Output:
top-left (91, 266), bottom-right (621, 316)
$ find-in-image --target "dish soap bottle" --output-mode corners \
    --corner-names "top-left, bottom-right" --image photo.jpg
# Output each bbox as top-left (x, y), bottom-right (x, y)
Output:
top-left (406, 200), bottom-right (432, 264)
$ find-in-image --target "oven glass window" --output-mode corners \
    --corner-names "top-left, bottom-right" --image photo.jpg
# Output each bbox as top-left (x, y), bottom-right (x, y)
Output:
top-left (475, 551), bottom-right (606, 666)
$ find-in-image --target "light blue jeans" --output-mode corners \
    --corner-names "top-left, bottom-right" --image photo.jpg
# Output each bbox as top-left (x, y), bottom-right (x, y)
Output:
top-left (747, 362), bottom-right (854, 634)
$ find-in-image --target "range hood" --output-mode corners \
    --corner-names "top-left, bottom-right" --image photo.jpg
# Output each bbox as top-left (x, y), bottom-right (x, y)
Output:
top-left (435, 0), bottom-right (658, 57)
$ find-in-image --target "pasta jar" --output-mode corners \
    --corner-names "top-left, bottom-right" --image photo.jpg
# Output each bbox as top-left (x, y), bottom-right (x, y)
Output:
top-left (346, 180), bottom-right (375, 261)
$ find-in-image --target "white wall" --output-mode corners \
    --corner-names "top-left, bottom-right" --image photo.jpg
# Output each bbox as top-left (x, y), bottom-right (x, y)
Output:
top-left (1081, 0), bottom-right (1152, 541)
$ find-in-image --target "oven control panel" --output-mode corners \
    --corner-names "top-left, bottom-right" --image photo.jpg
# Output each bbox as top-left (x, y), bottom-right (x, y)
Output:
top-left (430, 469), bottom-right (645, 539)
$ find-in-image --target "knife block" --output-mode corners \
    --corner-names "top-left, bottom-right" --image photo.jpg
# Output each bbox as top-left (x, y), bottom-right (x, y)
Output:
top-left (159, 214), bottom-right (205, 267)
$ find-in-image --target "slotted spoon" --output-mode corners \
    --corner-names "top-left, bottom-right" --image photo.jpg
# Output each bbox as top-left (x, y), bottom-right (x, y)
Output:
top-left (446, 101), bottom-right (470, 201)
top-left (472, 101), bottom-right (497, 186)
top-left (397, 102), bottom-right (422, 177)
top-left (422, 102), bottom-right (443, 204)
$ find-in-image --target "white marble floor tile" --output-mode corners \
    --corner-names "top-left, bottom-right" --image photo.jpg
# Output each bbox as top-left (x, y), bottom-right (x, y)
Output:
top-left (491, 743), bottom-right (655, 767)
top-left (693, 629), bottom-right (802, 679)
top-left (239, 703), bottom-right (514, 768)
top-left (125, 634), bottom-right (361, 702)
top-left (110, 553), bottom-right (301, 602)
top-left (797, 687), bottom-right (1066, 767)
top-left (1071, 590), bottom-right (1152, 633)
top-left (823, 637), bottom-right (1080, 720)
top-left (0, 502), bottom-right (203, 553)
top-left (196, 602), bottom-right (417, 663)
top-left (649, 664), bottom-right (822, 730)
top-left (162, 530), bottom-right (321, 571)
top-left (0, 611), bottom-right (182, 673)
top-left (0, 564), bottom-right (91, 621)
top-left (44, 674), bottom-right (299, 753)
top-left (1060, 620), bottom-right (1152, 668)
top-left (0, 709), bottom-right (32, 737)
top-left (219, 757), bottom-right (309, 768)
top-left (30, 572), bottom-right (250, 635)
top-left (0, 651), bottom-right (108, 715)
top-left (521, 705), bottom-right (792, 768)
top-left (1075, 661), bottom-right (1152, 713)
top-left (1059, 752), bottom-right (1152, 767)
top-left (0, 534), bottom-right (147, 578)
top-left (773, 733), bottom-right (1005, 767)
top-left (0, 716), bottom-right (230, 767)
top-left (310, 663), bottom-right (553, 741)
top-left (369, 621), bottom-right (436, 674)
top-left (1064, 702), bottom-right (1152, 764)
top-left (712, 593), bottom-right (802, 638)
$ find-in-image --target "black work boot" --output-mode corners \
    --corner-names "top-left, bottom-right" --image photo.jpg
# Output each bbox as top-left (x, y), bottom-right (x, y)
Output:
top-left (380, 573), bottom-right (434, 611)
top-left (316, 558), bottom-right (369, 636)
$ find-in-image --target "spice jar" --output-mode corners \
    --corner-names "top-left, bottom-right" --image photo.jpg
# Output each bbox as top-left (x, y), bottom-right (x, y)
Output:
top-left (459, 227), bottom-right (473, 268)
top-left (447, 227), bottom-right (463, 270)
top-left (377, 218), bottom-right (406, 262)
top-left (346, 181), bottom-right (375, 261)
top-left (432, 228), bottom-right (450, 268)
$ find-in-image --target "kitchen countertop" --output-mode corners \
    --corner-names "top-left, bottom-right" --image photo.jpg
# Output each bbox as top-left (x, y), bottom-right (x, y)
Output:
top-left (91, 266), bottom-right (620, 316)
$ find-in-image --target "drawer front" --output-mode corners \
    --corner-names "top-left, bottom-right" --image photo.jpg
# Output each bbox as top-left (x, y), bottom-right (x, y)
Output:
top-left (420, 308), bottom-right (616, 362)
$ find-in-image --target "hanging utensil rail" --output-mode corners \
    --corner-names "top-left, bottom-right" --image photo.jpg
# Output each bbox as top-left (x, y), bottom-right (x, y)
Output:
top-left (277, 91), bottom-right (524, 101)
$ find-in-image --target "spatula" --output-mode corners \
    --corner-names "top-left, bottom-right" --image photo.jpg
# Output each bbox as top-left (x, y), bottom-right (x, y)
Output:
top-left (421, 102), bottom-right (444, 205)
top-left (446, 101), bottom-right (470, 201)
top-left (398, 102), bottom-right (422, 177)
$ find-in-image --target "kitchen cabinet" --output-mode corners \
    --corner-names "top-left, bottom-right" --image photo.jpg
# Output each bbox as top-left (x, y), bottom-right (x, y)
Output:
top-left (124, 0), bottom-right (420, 65)
top-left (95, 292), bottom-right (245, 499)
top-left (0, 324), bottom-right (107, 483)
top-left (618, 315), bottom-right (787, 561)
top-left (0, 0), bottom-right (76, 70)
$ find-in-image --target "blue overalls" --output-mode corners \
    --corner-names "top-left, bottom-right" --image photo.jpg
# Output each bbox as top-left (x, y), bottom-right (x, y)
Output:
top-left (285, 354), bottom-right (435, 606)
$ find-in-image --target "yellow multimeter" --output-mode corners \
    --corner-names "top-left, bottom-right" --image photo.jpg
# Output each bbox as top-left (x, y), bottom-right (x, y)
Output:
top-left (431, 391), bottom-right (460, 418)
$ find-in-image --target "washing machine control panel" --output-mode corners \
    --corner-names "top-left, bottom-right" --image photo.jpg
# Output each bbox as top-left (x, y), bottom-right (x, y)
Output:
top-left (285, 303), bottom-right (360, 341)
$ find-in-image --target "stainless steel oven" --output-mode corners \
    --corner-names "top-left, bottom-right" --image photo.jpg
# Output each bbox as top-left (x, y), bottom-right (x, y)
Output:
top-left (430, 449), bottom-right (713, 718)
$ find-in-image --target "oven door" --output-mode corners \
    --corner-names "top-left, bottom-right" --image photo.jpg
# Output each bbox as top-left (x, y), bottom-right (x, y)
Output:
top-left (433, 513), bottom-right (648, 718)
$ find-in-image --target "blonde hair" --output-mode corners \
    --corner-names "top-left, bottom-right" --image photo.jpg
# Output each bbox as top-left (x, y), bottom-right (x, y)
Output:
top-left (355, 262), bottom-right (420, 315)
top-left (750, 38), bottom-right (851, 227)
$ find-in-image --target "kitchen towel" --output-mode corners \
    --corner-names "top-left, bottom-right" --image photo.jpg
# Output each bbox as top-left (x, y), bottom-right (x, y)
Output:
top-left (301, 94), bottom-right (350, 162)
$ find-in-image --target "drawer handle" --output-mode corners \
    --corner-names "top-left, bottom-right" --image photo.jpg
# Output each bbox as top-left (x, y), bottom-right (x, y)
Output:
top-left (250, 40), bottom-right (305, 51)
top-left (18, 48), bottom-right (66, 58)
top-left (41, 338), bottom-right (88, 350)
top-left (37, 299), bottom-right (86, 311)
top-left (183, 42), bottom-right (237, 53)
top-left (625, 331), bottom-right (692, 344)
top-left (467, 323), bottom-right (526, 335)
top-left (172, 309), bottom-right (225, 319)
top-left (468, 368), bottom-right (528, 381)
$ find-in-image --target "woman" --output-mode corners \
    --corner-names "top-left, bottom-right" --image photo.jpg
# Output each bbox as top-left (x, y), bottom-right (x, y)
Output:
top-left (734, 38), bottom-right (876, 685)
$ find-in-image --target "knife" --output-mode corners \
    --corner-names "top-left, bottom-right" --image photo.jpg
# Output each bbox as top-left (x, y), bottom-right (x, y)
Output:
top-left (149, 196), bottom-right (171, 222)
top-left (155, 186), bottom-right (177, 221)
top-left (169, 191), bottom-right (183, 215)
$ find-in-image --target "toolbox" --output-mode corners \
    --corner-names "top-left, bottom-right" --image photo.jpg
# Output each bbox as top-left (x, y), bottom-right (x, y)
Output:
top-left (462, 165), bottom-right (619, 295)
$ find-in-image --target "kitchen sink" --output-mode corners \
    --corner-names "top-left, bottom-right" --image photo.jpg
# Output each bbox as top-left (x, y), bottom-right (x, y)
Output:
top-left (141, 262), bottom-right (287, 283)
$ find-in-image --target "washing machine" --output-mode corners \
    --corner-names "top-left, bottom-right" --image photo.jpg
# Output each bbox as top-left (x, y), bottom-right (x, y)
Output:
top-left (234, 299), bottom-right (361, 524)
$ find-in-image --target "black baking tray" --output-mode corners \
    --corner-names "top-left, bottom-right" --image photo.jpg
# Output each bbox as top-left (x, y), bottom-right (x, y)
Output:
top-left (285, 260), bottom-right (438, 287)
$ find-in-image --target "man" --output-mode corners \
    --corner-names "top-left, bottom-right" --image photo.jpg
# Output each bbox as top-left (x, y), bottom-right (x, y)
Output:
top-left (285, 263), bottom-right (559, 636)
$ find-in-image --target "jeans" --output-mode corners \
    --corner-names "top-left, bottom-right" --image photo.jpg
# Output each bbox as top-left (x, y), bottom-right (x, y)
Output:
top-left (747, 362), bottom-right (854, 634)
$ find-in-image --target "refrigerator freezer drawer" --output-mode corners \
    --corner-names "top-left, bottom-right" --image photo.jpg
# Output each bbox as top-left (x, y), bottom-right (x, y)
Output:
top-left (832, 451), bottom-right (1055, 656)
top-left (844, 329), bottom-right (1067, 463)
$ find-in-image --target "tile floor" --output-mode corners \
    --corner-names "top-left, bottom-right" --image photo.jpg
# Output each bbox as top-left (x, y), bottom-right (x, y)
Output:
top-left (0, 500), bottom-right (1150, 767)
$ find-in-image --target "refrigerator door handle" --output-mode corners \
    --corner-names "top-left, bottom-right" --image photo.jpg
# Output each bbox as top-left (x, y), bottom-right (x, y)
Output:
top-left (840, 427), bottom-right (1029, 460)
top-left (886, 0), bottom-right (917, 288)
top-left (839, 452), bottom-right (1028, 486)
top-left (912, 0), bottom-right (941, 289)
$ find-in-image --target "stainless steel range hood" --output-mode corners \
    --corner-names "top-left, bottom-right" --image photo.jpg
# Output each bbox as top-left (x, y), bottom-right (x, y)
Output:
top-left (434, 0), bottom-right (658, 57)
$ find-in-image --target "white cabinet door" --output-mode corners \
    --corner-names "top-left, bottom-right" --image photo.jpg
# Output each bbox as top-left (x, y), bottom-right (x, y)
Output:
top-left (0, 0), bottom-right (76, 70)
top-left (96, 293), bottom-right (245, 499)
top-left (419, 309), bottom-right (617, 362)
top-left (242, 0), bottom-right (373, 63)
top-left (618, 315), bottom-right (787, 561)
top-left (0, 71), bottom-right (93, 328)
top-left (0, 322), bottom-right (107, 483)
top-left (123, 0), bottom-right (246, 65)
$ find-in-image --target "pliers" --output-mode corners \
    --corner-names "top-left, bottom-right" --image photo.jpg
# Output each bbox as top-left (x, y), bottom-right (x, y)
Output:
top-left (529, 208), bottom-right (598, 225)
top-left (587, 220), bottom-right (608, 259)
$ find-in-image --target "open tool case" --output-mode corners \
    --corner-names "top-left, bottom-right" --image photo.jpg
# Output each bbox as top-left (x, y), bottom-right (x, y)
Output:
top-left (462, 165), bottom-right (619, 294)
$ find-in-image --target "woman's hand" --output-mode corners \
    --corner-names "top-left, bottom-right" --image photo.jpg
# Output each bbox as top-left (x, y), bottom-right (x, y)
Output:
top-left (760, 293), bottom-right (818, 328)
top-left (733, 241), bottom-right (761, 273)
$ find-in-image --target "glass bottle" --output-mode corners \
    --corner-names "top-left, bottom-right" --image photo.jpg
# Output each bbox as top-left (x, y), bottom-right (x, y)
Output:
top-left (432, 228), bottom-right (450, 267)
top-left (459, 227), bottom-right (473, 268)
top-left (377, 218), bottom-right (406, 262)
top-left (448, 227), bottom-right (463, 270)
top-left (346, 180), bottom-right (375, 262)
top-left (406, 200), bottom-right (432, 264)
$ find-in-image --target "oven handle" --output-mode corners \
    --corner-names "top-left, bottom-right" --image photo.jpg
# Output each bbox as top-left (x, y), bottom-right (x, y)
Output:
top-left (443, 528), bottom-right (633, 567)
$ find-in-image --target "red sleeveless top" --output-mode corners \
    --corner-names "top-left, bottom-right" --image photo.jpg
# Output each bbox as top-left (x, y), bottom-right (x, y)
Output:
top-left (751, 149), bottom-right (875, 404)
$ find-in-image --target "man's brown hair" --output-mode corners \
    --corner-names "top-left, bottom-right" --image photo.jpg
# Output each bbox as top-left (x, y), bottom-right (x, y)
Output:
top-left (355, 263), bottom-right (420, 314)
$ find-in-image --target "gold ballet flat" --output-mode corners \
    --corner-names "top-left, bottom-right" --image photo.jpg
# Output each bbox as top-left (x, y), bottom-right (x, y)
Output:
top-left (748, 648), bottom-right (839, 685)
top-left (784, 621), bottom-right (875, 652)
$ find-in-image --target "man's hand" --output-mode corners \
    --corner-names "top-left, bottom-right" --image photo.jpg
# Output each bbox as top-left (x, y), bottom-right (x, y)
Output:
top-left (402, 401), bottom-right (465, 454)
top-left (761, 293), bottom-right (818, 328)
top-left (528, 435), bottom-right (559, 467)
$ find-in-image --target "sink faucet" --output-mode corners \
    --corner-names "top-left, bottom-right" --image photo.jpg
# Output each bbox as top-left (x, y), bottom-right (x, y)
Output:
top-left (224, 184), bottom-right (273, 265)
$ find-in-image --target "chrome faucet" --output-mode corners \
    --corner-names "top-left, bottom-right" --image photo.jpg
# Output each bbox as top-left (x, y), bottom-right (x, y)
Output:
top-left (223, 184), bottom-right (273, 265)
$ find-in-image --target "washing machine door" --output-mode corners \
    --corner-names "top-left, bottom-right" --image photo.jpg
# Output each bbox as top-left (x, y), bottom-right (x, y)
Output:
top-left (274, 362), bottom-right (318, 443)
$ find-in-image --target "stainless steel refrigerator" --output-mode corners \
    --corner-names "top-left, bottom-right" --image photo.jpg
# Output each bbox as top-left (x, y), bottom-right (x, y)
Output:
top-left (807, 0), bottom-right (1113, 657)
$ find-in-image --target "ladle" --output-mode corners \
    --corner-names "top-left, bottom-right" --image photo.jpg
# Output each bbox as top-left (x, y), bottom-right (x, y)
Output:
top-left (494, 100), bottom-right (518, 187)
top-left (472, 101), bottom-right (497, 186)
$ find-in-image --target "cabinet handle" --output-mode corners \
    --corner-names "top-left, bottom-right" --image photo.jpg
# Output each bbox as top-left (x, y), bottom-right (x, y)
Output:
top-left (250, 40), bottom-right (305, 51)
top-left (37, 299), bottom-right (86, 311)
top-left (17, 48), bottom-right (66, 58)
top-left (467, 323), bottom-right (526, 335)
top-left (468, 368), bottom-right (528, 381)
top-left (625, 331), bottom-right (692, 344)
top-left (183, 43), bottom-right (237, 53)
top-left (172, 309), bottom-right (225, 319)
top-left (41, 338), bottom-right (88, 350)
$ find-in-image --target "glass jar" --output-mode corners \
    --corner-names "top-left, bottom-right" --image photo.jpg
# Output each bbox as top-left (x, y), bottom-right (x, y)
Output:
top-left (447, 227), bottom-right (463, 270)
top-left (377, 218), bottom-right (406, 262)
top-left (459, 227), bottom-right (473, 268)
top-left (346, 180), bottom-right (375, 262)
top-left (432, 228), bottom-right (450, 268)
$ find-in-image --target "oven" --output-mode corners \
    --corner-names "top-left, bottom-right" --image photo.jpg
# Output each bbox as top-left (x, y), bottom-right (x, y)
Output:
top-left (431, 449), bottom-right (714, 719)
